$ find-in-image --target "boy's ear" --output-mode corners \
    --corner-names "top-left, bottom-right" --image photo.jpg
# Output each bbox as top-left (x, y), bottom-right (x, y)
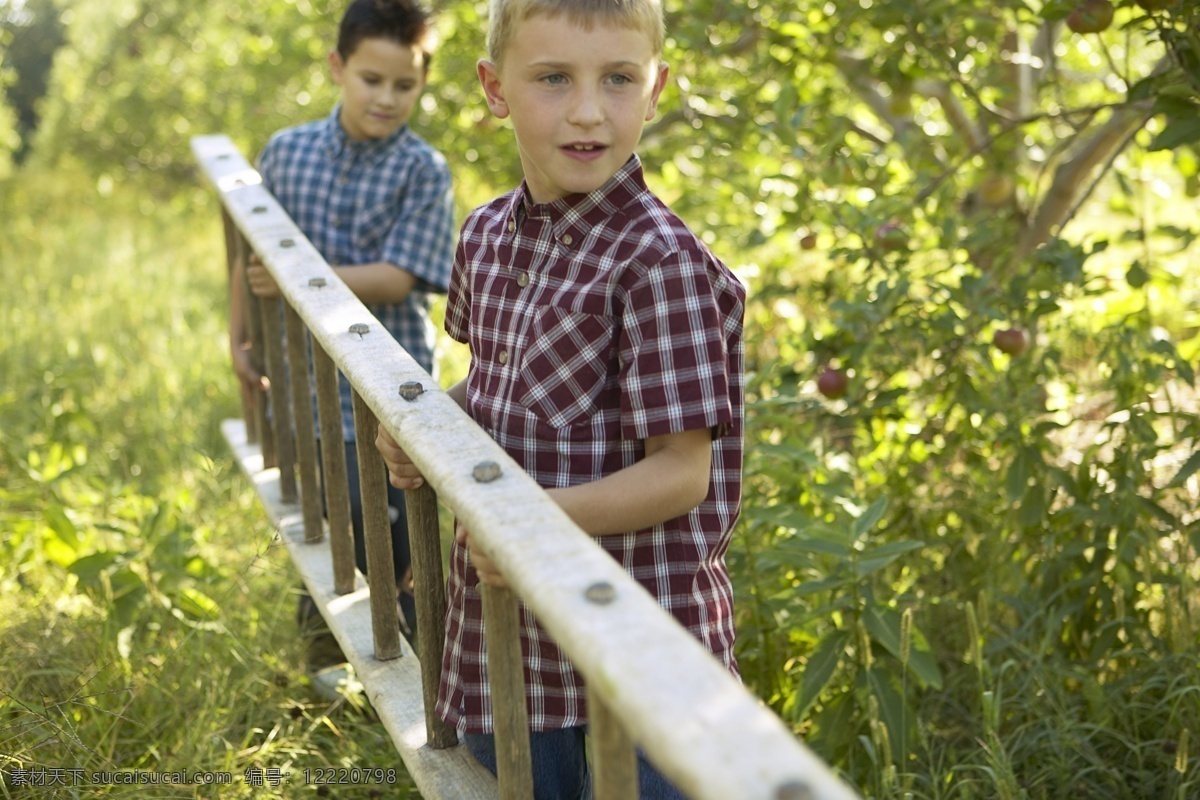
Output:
top-left (328, 50), bottom-right (346, 85)
top-left (645, 61), bottom-right (670, 122)
top-left (477, 59), bottom-right (510, 119)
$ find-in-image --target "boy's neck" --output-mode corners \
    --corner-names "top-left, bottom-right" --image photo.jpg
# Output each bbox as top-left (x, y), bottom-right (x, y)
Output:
top-left (520, 154), bottom-right (643, 212)
top-left (336, 105), bottom-right (405, 145)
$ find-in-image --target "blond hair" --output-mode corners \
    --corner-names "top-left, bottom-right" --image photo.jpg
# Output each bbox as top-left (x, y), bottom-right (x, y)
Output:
top-left (486, 0), bottom-right (664, 65)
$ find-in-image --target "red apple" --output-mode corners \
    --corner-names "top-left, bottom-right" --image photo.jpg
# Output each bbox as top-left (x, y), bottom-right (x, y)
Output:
top-left (817, 368), bottom-right (849, 399)
top-left (1066, 0), bottom-right (1114, 33)
top-left (800, 233), bottom-right (818, 250)
top-left (875, 221), bottom-right (908, 252)
top-left (993, 328), bottom-right (1030, 356)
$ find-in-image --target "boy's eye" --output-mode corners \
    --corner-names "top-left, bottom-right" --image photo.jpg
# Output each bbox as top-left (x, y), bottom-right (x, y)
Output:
top-left (609, 74), bottom-right (633, 86)
top-left (541, 74), bottom-right (567, 85)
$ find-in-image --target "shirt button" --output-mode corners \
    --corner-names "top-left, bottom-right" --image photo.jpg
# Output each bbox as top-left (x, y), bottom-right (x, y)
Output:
top-left (516, 272), bottom-right (530, 287)
top-left (498, 350), bottom-right (510, 365)
top-left (561, 233), bottom-right (574, 246)
top-left (507, 219), bottom-right (516, 233)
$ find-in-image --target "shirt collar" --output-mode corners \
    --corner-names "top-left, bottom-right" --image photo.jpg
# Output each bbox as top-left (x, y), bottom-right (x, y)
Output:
top-left (506, 155), bottom-right (648, 248)
top-left (319, 103), bottom-right (411, 165)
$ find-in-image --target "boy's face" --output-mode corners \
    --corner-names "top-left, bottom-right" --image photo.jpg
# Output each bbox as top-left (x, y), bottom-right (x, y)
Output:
top-left (330, 37), bottom-right (426, 142)
top-left (478, 14), bottom-right (669, 204)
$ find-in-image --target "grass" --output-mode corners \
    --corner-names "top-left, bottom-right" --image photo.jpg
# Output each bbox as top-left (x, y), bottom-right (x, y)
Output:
top-left (2, 161), bottom-right (1198, 800)
top-left (0, 171), bottom-right (420, 798)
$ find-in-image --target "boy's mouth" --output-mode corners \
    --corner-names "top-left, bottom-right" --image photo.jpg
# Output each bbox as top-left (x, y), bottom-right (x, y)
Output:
top-left (562, 143), bottom-right (607, 160)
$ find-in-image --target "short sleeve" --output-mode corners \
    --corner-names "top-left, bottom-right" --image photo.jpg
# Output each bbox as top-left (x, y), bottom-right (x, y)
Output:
top-left (379, 152), bottom-right (455, 293)
top-left (444, 233), bottom-right (471, 345)
top-left (256, 136), bottom-right (280, 194)
top-left (617, 252), bottom-right (734, 441)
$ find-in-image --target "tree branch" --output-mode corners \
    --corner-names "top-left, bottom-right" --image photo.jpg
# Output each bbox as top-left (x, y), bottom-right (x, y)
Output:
top-left (912, 78), bottom-right (984, 152)
top-left (641, 106), bottom-right (689, 147)
top-left (639, 23), bottom-right (761, 148)
top-left (833, 52), bottom-right (944, 165)
top-left (912, 103), bottom-right (1120, 205)
top-left (1016, 101), bottom-right (1155, 258)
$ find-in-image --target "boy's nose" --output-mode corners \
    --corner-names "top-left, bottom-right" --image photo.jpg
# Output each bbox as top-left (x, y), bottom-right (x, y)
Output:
top-left (567, 88), bottom-right (604, 127)
top-left (377, 88), bottom-right (401, 109)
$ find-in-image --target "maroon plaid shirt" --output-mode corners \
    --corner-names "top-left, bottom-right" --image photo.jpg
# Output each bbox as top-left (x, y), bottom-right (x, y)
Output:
top-left (436, 156), bottom-right (745, 733)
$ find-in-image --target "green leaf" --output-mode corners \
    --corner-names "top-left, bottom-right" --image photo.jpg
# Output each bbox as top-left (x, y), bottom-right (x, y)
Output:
top-left (108, 567), bottom-right (149, 628)
top-left (43, 502), bottom-right (80, 548)
top-left (795, 576), bottom-right (851, 596)
top-left (1018, 485), bottom-right (1047, 528)
top-left (864, 606), bottom-right (904, 657)
top-left (796, 629), bottom-right (850, 719)
top-left (1150, 339), bottom-right (1177, 357)
top-left (787, 537), bottom-right (852, 558)
top-left (854, 540), bottom-right (925, 580)
top-left (852, 496), bottom-right (889, 538)
top-left (109, 565), bottom-right (146, 600)
top-left (808, 691), bottom-right (856, 755)
top-left (863, 606), bottom-right (943, 689)
top-left (1128, 73), bottom-right (1164, 103)
top-left (1177, 358), bottom-right (1196, 385)
top-left (1151, 93), bottom-right (1200, 117)
top-left (793, 596), bottom-right (859, 627)
top-left (774, 510), bottom-right (847, 541)
top-left (1129, 413), bottom-right (1158, 445)
top-left (1148, 117), bottom-right (1200, 152)
top-left (759, 548), bottom-right (813, 569)
top-left (178, 587), bottom-right (220, 620)
top-left (860, 540), bottom-right (926, 559)
top-left (1134, 497), bottom-right (1177, 527)
top-left (855, 552), bottom-right (904, 579)
top-left (68, 551), bottom-right (120, 589)
top-left (1126, 260), bottom-right (1150, 289)
top-left (904, 643), bottom-right (943, 691)
top-left (1005, 450), bottom-right (1030, 502)
top-left (861, 668), bottom-right (915, 756)
top-left (1168, 449), bottom-right (1200, 488)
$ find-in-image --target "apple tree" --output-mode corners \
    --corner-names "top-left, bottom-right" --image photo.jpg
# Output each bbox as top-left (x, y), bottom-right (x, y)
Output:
top-left (661, 0), bottom-right (1200, 787)
top-left (26, 0), bottom-right (515, 212)
top-left (30, 0), bottom-right (345, 186)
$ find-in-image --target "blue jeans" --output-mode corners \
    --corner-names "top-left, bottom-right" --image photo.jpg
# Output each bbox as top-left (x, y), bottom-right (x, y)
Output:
top-left (463, 727), bottom-right (688, 800)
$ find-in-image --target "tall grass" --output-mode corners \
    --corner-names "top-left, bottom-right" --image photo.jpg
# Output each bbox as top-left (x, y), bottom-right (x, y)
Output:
top-left (3, 164), bottom-right (1198, 800)
top-left (0, 171), bottom-right (419, 798)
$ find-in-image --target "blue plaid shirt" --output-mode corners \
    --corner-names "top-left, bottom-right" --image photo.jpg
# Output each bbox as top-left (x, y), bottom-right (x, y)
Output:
top-left (258, 105), bottom-right (455, 441)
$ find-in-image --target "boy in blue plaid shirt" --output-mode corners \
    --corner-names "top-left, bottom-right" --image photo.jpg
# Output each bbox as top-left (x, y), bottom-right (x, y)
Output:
top-left (230, 0), bottom-right (455, 676)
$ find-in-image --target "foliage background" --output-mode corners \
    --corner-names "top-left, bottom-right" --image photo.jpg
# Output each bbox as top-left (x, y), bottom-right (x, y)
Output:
top-left (3, 0), bottom-right (1200, 797)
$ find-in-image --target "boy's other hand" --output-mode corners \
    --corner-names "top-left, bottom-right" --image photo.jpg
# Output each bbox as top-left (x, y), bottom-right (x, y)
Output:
top-left (456, 522), bottom-right (508, 588)
top-left (376, 423), bottom-right (425, 490)
top-left (231, 343), bottom-right (269, 394)
top-left (246, 253), bottom-right (281, 299)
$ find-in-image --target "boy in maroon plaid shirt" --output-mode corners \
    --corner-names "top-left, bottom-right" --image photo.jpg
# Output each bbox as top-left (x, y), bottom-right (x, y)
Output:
top-left (377, 0), bottom-right (744, 796)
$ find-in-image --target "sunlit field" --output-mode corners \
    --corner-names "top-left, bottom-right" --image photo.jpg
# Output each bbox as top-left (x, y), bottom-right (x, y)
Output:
top-left (1, 173), bottom-right (421, 798)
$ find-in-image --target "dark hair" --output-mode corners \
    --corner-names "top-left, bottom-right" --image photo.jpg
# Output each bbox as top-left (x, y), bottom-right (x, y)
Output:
top-left (336, 0), bottom-right (436, 67)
